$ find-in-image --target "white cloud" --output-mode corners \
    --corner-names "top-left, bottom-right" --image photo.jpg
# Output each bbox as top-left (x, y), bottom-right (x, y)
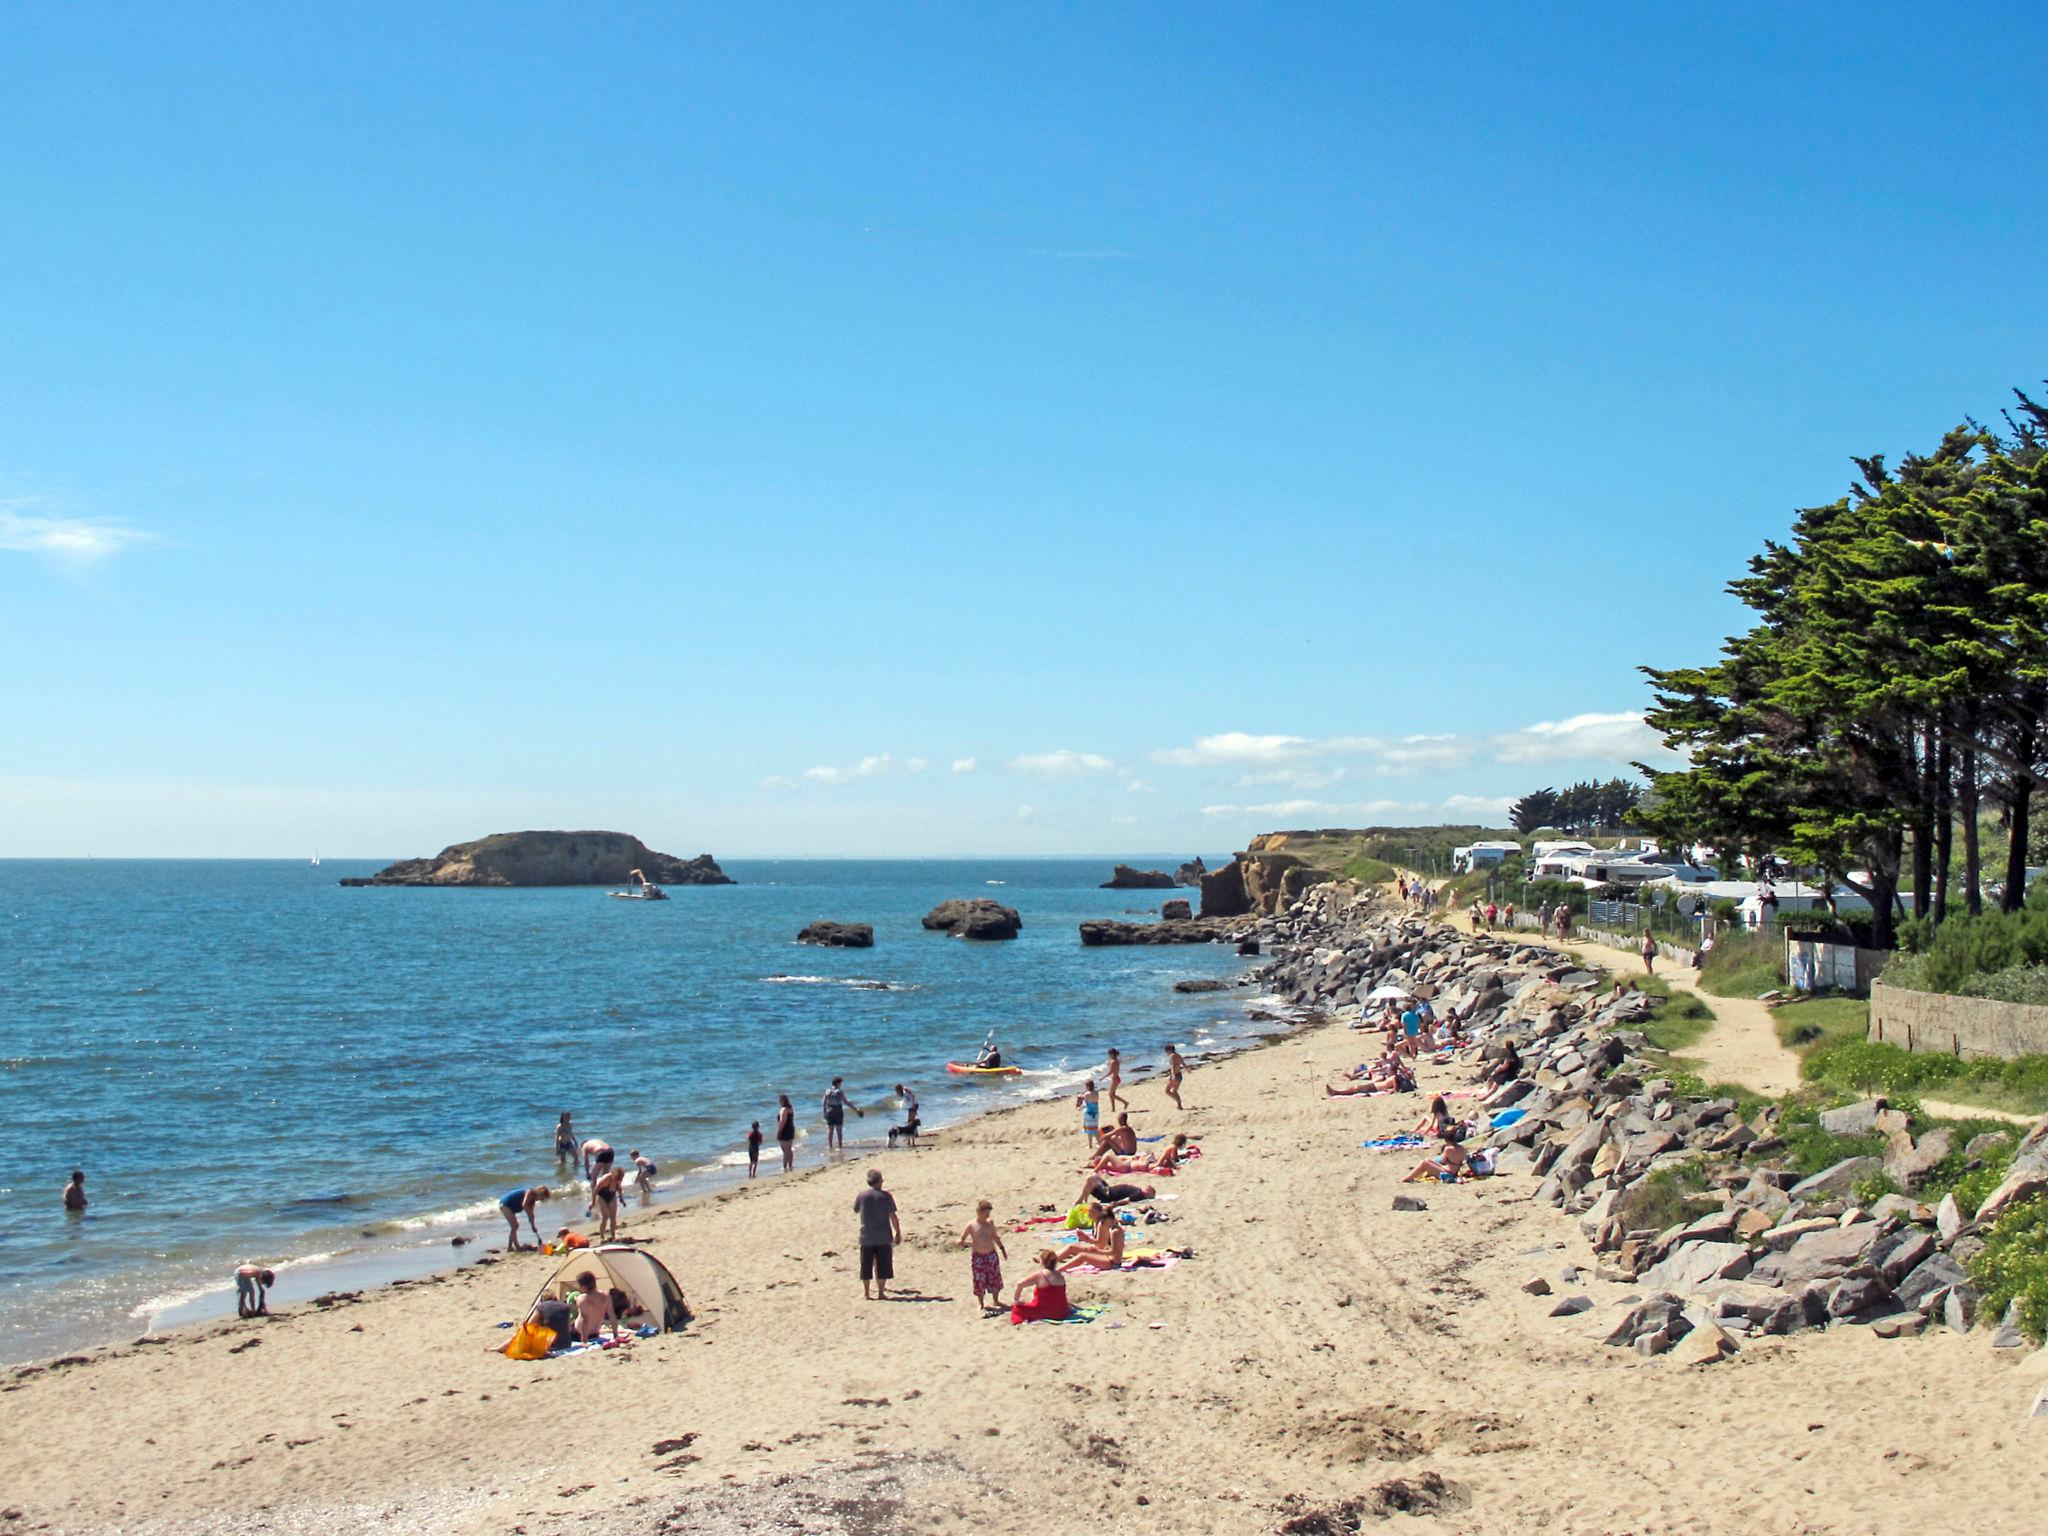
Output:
top-left (951, 758), bottom-right (977, 774)
top-left (1198, 794), bottom-right (1507, 823)
top-left (1373, 734), bottom-right (1474, 773)
top-left (1008, 749), bottom-right (1116, 779)
top-left (1491, 712), bottom-right (1667, 765)
top-left (1015, 803), bottom-right (1036, 821)
top-left (760, 774), bottom-right (799, 790)
top-left (1237, 766), bottom-right (1346, 791)
top-left (1154, 732), bottom-right (1314, 767)
top-left (0, 502), bottom-right (152, 563)
top-left (905, 757), bottom-right (929, 774)
top-left (1124, 780), bottom-right (1156, 795)
top-left (802, 752), bottom-right (901, 786)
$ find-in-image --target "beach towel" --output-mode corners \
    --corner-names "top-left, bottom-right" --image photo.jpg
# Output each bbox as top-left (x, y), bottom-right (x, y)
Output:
top-left (1044, 1301), bottom-right (1113, 1326)
top-left (1489, 1106), bottom-right (1528, 1127)
top-left (1361, 1134), bottom-right (1427, 1151)
top-left (502, 1321), bottom-right (555, 1360)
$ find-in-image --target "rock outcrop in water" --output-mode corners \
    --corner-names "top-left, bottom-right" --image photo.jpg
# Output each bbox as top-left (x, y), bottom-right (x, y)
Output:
top-left (922, 898), bottom-right (1022, 940)
top-left (341, 831), bottom-right (733, 888)
top-left (1078, 917), bottom-right (1244, 946)
top-left (798, 921), bottom-right (874, 948)
top-left (1175, 857), bottom-right (1208, 887)
top-left (1101, 864), bottom-right (1176, 889)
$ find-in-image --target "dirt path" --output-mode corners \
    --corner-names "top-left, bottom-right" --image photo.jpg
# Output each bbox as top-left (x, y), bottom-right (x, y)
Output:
top-left (1401, 877), bottom-right (2041, 1124)
top-left (1399, 877), bottom-right (1802, 1095)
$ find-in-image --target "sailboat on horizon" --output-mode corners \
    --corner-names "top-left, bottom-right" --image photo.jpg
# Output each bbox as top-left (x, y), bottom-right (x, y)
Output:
top-left (310, 850), bottom-right (321, 867)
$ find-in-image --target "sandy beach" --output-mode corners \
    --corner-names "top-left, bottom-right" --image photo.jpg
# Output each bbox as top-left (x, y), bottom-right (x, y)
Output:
top-left (5, 977), bottom-right (2045, 1536)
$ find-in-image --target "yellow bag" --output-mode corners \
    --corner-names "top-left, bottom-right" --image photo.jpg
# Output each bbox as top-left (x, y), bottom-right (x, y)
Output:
top-left (1065, 1204), bottom-right (1091, 1230)
top-left (503, 1320), bottom-right (556, 1360)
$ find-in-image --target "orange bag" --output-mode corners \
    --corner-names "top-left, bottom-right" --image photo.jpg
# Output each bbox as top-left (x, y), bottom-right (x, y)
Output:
top-left (502, 1320), bottom-right (556, 1360)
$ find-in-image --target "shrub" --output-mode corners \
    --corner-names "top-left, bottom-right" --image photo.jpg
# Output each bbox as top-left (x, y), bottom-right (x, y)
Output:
top-left (1885, 881), bottom-right (2048, 999)
top-left (1968, 1194), bottom-right (2048, 1345)
top-left (1617, 1160), bottom-right (1711, 1234)
top-left (1800, 1040), bottom-right (2048, 1117)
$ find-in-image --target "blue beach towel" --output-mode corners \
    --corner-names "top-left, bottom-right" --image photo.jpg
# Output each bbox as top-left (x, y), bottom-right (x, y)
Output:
top-left (1489, 1107), bottom-right (1528, 1127)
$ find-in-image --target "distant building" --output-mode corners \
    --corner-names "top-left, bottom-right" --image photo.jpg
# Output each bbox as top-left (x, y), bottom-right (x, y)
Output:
top-left (1450, 840), bottom-right (1522, 873)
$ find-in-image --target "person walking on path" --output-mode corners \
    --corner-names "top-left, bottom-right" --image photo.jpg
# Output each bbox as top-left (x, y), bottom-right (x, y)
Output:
top-left (854, 1168), bottom-right (901, 1301)
top-left (1641, 930), bottom-right (1657, 976)
top-left (822, 1078), bottom-right (863, 1153)
top-left (775, 1094), bottom-right (797, 1171)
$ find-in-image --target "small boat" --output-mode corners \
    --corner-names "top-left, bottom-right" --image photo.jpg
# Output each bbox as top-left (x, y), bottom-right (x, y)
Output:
top-left (609, 867), bottom-right (668, 901)
top-left (309, 851), bottom-right (320, 867)
top-left (947, 1061), bottom-right (1022, 1077)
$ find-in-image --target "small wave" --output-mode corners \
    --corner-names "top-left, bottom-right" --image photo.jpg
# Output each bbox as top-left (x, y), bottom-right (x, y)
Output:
top-left (384, 1198), bottom-right (501, 1232)
top-left (985, 880), bottom-right (1006, 885)
top-left (760, 975), bottom-right (906, 991)
top-left (134, 1249), bottom-right (342, 1321)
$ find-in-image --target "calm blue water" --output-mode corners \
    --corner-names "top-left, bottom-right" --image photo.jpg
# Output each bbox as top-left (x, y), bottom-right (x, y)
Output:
top-left (0, 858), bottom-right (1260, 1360)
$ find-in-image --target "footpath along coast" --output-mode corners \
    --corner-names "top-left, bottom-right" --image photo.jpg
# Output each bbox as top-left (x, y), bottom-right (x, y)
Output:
top-left (3, 885), bottom-right (2045, 1536)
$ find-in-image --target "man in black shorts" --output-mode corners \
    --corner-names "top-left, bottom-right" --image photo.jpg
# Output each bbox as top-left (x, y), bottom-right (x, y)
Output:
top-left (853, 1168), bottom-right (900, 1300)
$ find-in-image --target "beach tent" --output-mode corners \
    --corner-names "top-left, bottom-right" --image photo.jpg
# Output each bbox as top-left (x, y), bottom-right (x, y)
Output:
top-left (526, 1244), bottom-right (691, 1332)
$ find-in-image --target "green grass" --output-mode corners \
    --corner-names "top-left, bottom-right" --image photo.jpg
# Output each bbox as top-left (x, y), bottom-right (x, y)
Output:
top-left (1773, 996), bottom-right (1871, 1052)
top-left (1801, 1040), bottom-right (2048, 1119)
top-left (1697, 927), bottom-right (1785, 998)
top-left (1969, 1194), bottom-right (2048, 1345)
top-left (1633, 975), bottom-right (1716, 1054)
top-left (1340, 855), bottom-right (1396, 885)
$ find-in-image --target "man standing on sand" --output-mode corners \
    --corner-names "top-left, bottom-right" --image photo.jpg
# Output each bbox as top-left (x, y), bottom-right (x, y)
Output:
top-left (822, 1077), bottom-right (863, 1153)
top-left (62, 1170), bottom-right (87, 1212)
top-left (854, 1168), bottom-right (901, 1300)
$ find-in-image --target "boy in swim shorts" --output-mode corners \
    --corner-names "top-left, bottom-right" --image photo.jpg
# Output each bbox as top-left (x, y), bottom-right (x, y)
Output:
top-left (958, 1198), bottom-right (1008, 1310)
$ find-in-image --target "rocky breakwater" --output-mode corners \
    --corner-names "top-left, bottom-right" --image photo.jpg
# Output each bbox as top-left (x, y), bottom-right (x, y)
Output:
top-left (1079, 916), bottom-right (1247, 946)
top-left (1251, 881), bottom-right (2048, 1360)
top-left (340, 830), bottom-right (733, 887)
top-left (1240, 881), bottom-right (1581, 1022)
top-left (1101, 864), bottom-right (1176, 889)
top-left (922, 898), bottom-right (1022, 941)
top-left (798, 921), bottom-right (874, 948)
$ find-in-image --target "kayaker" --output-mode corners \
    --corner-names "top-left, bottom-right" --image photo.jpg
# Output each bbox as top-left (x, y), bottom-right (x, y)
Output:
top-left (975, 1035), bottom-right (1003, 1069)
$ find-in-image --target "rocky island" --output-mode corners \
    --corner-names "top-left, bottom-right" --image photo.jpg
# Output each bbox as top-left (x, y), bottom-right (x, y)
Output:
top-left (339, 830), bottom-right (734, 888)
top-left (1100, 863), bottom-right (1176, 889)
top-left (922, 898), bottom-right (1022, 940)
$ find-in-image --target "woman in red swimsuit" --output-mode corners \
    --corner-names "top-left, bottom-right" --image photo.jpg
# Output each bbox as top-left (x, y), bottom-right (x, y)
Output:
top-left (1009, 1249), bottom-right (1071, 1324)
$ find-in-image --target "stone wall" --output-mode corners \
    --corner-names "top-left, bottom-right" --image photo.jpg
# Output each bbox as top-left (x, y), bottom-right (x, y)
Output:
top-left (1868, 981), bottom-right (2048, 1061)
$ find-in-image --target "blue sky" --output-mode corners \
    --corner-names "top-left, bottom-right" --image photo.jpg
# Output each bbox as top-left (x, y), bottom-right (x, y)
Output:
top-left (3, 3), bottom-right (2043, 857)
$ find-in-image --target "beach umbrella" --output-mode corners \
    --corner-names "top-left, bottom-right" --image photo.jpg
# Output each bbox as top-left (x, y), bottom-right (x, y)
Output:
top-left (1366, 984), bottom-right (1412, 1002)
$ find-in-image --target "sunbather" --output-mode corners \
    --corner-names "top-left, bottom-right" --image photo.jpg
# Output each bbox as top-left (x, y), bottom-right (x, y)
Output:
top-left (1401, 1136), bottom-right (1472, 1184)
top-left (1010, 1249), bottom-right (1071, 1324)
top-left (1057, 1203), bottom-right (1127, 1271)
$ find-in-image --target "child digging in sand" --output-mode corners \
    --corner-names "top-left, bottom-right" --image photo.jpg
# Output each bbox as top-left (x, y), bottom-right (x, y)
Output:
top-left (959, 1199), bottom-right (1008, 1310)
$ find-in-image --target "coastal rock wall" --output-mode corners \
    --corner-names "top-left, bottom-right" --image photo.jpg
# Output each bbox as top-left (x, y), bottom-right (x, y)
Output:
top-left (344, 831), bottom-right (733, 888)
top-left (1254, 879), bottom-right (2046, 1359)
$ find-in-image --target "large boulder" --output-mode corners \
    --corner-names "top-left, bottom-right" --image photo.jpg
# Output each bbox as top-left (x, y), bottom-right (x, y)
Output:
top-left (923, 898), bottom-right (1022, 941)
top-left (1102, 864), bottom-right (1175, 889)
top-left (342, 831), bottom-right (733, 888)
top-left (1748, 1223), bottom-right (1882, 1288)
top-left (1161, 898), bottom-right (1194, 920)
top-left (798, 921), bottom-right (874, 948)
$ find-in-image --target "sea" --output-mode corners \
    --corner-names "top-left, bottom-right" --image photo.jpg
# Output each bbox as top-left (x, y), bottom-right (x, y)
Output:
top-left (0, 857), bottom-right (1274, 1363)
